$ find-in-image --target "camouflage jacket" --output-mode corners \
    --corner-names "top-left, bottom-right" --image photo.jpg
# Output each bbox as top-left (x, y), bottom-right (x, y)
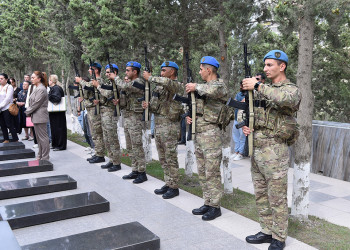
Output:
top-left (195, 78), bottom-right (228, 127)
top-left (148, 76), bottom-right (185, 122)
top-left (115, 76), bottom-right (144, 113)
top-left (97, 79), bottom-right (120, 108)
top-left (254, 79), bottom-right (301, 143)
top-left (80, 77), bottom-right (101, 108)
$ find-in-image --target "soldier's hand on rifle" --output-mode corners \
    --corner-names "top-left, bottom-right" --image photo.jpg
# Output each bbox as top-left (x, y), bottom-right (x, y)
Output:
top-left (142, 101), bottom-right (149, 109)
top-left (242, 126), bottom-right (254, 136)
top-left (186, 116), bottom-right (192, 125)
top-left (186, 83), bottom-right (196, 93)
top-left (75, 77), bottom-right (82, 83)
top-left (78, 97), bottom-right (83, 103)
top-left (93, 99), bottom-right (100, 105)
top-left (242, 77), bottom-right (258, 91)
top-left (112, 99), bottom-right (119, 106)
top-left (92, 80), bottom-right (99, 88)
top-left (143, 71), bottom-right (151, 81)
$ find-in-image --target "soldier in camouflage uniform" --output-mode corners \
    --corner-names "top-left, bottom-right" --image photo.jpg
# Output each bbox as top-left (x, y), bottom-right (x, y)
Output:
top-left (75, 62), bottom-right (106, 164)
top-left (242, 50), bottom-right (301, 250)
top-left (186, 56), bottom-right (228, 221)
top-left (142, 61), bottom-right (184, 199)
top-left (92, 63), bottom-right (121, 172)
top-left (109, 61), bottom-right (147, 184)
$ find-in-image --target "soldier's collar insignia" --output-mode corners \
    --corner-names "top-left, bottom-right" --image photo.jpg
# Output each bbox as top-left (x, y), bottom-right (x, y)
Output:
top-left (165, 61), bottom-right (169, 66)
top-left (275, 52), bottom-right (281, 58)
top-left (201, 58), bottom-right (205, 63)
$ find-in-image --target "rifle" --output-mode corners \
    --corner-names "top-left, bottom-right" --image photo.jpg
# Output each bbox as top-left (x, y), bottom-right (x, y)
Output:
top-left (106, 53), bottom-right (120, 117)
top-left (144, 45), bottom-right (150, 122)
top-left (173, 52), bottom-right (196, 141)
top-left (73, 61), bottom-right (84, 111)
top-left (89, 58), bottom-right (100, 115)
top-left (226, 43), bottom-right (254, 156)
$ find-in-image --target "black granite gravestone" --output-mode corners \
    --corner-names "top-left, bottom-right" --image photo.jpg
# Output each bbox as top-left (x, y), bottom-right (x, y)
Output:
top-left (0, 160), bottom-right (53, 177)
top-left (21, 222), bottom-right (160, 250)
top-left (0, 148), bottom-right (35, 161)
top-left (0, 221), bottom-right (21, 250)
top-left (0, 191), bottom-right (110, 229)
top-left (0, 142), bottom-right (25, 151)
top-left (0, 175), bottom-right (77, 199)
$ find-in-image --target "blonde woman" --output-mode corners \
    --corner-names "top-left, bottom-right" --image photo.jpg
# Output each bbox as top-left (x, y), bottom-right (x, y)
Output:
top-left (25, 71), bottom-right (50, 160)
top-left (48, 75), bottom-right (67, 150)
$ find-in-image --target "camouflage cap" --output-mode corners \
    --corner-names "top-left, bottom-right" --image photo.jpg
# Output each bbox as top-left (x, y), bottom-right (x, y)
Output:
top-left (126, 61), bottom-right (141, 69)
top-left (200, 56), bottom-right (220, 69)
top-left (263, 50), bottom-right (288, 64)
top-left (161, 61), bottom-right (179, 70)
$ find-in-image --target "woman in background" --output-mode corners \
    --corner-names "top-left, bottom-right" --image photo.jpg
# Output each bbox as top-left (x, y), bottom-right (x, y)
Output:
top-left (48, 74), bottom-right (67, 151)
top-left (0, 73), bottom-right (19, 143)
top-left (25, 71), bottom-right (50, 160)
top-left (17, 81), bottom-right (33, 140)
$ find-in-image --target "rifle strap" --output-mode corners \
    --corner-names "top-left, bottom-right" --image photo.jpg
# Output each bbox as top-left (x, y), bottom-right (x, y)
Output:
top-left (248, 90), bottom-right (254, 156)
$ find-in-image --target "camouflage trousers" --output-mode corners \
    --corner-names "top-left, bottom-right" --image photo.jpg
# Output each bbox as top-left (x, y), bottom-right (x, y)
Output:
top-left (154, 115), bottom-right (180, 189)
top-left (251, 138), bottom-right (289, 242)
top-left (124, 111), bottom-right (145, 172)
top-left (86, 107), bottom-right (105, 157)
top-left (196, 123), bottom-right (223, 208)
top-left (100, 106), bottom-right (121, 165)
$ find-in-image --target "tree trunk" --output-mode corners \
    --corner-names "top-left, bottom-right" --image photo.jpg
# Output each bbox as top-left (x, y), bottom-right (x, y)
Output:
top-left (291, 6), bottom-right (315, 219)
top-left (218, 2), bottom-right (229, 83)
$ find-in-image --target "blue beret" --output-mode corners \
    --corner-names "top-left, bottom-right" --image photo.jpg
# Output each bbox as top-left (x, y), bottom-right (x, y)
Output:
top-left (200, 56), bottom-right (220, 69)
top-left (126, 61), bottom-right (141, 69)
top-left (161, 61), bottom-right (179, 70)
top-left (90, 62), bottom-right (102, 69)
top-left (263, 50), bottom-right (288, 64)
top-left (105, 63), bottom-right (119, 71)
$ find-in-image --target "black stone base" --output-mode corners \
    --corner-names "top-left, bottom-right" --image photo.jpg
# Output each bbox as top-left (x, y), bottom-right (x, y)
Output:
top-left (0, 160), bottom-right (53, 177)
top-left (0, 175), bottom-right (77, 200)
top-left (21, 222), bottom-right (160, 250)
top-left (0, 221), bottom-right (21, 250)
top-left (0, 142), bottom-right (25, 151)
top-left (0, 191), bottom-right (110, 229)
top-left (0, 149), bottom-right (35, 161)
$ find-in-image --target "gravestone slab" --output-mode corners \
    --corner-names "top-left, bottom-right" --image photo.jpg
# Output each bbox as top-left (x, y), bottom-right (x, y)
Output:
top-left (21, 222), bottom-right (160, 250)
top-left (0, 135), bottom-right (13, 142)
top-left (0, 160), bottom-right (53, 177)
top-left (0, 191), bottom-right (110, 229)
top-left (0, 175), bottom-right (77, 200)
top-left (0, 149), bottom-right (35, 161)
top-left (0, 142), bottom-right (25, 151)
top-left (0, 221), bottom-right (21, 250)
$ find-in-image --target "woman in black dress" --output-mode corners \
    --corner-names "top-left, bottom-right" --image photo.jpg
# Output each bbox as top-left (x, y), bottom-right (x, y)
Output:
top-left (16, 81), bottom-right (31, 139)
top-left (48, 75), bottom-right (67, 150)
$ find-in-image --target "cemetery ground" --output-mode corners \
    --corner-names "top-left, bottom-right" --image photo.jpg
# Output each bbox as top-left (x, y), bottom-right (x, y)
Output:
top-left (68, 130), bottom-right (350, 250)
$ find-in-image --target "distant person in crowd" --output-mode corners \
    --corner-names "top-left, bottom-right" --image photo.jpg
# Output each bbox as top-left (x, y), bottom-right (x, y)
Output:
top-left (25, 71), bottom-right (50, 160)
top-left (0, 73), bottom-right (19, 143)
top-left (17, 81), bottom-right (33, 140)
top-left (48, 74), bottom-right (67, 151)
top-left (20, 74), bottom-right (30, 90)
top-left (232, 83), bottom-right (246, 161)
top-left (255, 73), bottom-right (266, 84)
top-left (10, 78), bottom-right (21, 99)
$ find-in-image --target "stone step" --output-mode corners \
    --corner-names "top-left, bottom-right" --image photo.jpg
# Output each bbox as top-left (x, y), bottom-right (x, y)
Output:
top-left (21, 221), bottom-right (160, 250)
top-left (0, 160), bottom-right (53, 177)
top-left (0, 148), bottom-right (35, 161)
top-left (0, 135), bottom-right (13, 142)
top-left (0, 175), bottom-right (77, 200)
top-left (0, 191), bottom-right (110, 229)
top-left (0, 142), bottom-right (25, 151)
top-left (0, 221), bottom-right (21, 250)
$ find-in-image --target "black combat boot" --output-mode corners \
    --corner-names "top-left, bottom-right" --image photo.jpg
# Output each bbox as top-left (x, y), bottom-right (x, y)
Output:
top-left (122, 171), bottom-right (139, 180)
top-left (162, 188), bottom-right (179, 199)
top-left (268, 239), bottom-right (285, 250)
top-left (101, 162), bottom-right (113, 169)
top-left (133, 171), bottom-right (148, 184)
top-left (89, 156), bottom-right (105, 163)
top-left (202, 206), bottom-right (222, 221)
top-left (246, 232), bottom-right (273, 244)
top-left (108, 164), bottom-right (121, 172)
top-left (154, 185), bottom-right (169, 195)
top-left (192, 205), bottom-right (210, 215)
top-left (87, 155), bottom-right (97, 161)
